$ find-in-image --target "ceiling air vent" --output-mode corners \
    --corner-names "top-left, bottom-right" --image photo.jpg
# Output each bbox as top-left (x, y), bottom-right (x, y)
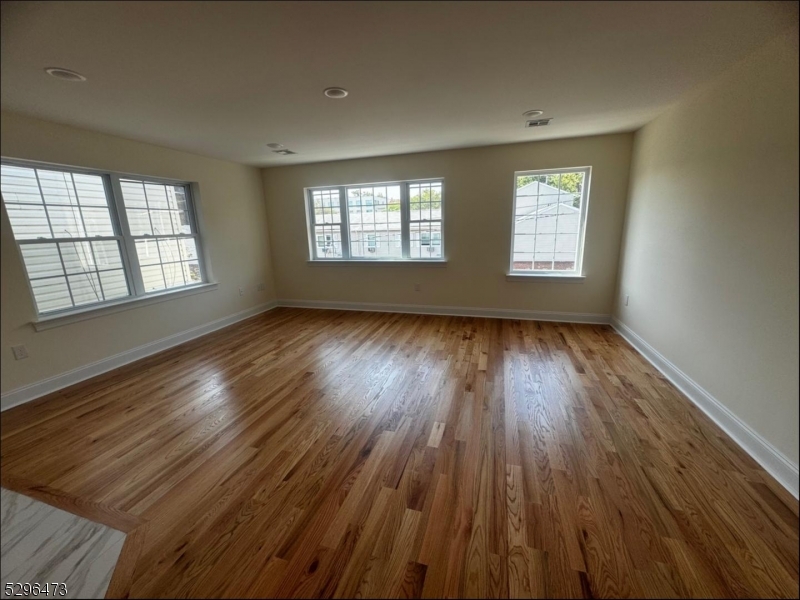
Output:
top-left (525, 118), bottom-right (552, 128)
top-left (273, 149), bottom-right (297, 155)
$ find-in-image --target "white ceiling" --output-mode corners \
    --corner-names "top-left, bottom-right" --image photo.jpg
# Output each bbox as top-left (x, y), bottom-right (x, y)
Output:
top-left (0, 1), bottom-right (794, 166)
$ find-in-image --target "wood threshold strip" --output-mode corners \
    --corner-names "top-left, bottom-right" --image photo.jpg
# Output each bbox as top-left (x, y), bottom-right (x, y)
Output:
top-left (105, 522), bottom-right (149, 599)
top-left (0, 471), bottom-right (144, 533)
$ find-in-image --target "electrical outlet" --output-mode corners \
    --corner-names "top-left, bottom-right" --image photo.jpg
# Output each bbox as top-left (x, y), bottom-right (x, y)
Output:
top-left (256, 282), bottom-right (265, 292)
top-left (414, 283), bottom-right (421, 292)
top-left (238, 287), bottom-right (244, 296)
top-left (11, 345), bottom-right (28, 360)
top-left (624, 295), bottom-right (629, 306)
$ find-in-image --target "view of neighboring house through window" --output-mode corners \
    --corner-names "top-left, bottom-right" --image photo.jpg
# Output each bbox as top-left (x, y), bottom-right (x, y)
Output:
top-left (347, 184), bottom-right (403, 258)
top-left (119, 180), bottom-right (202, 292)
top-left (510, 167), bottom-right (590, 274)
top-left (307, 179), bottom-right (443, 261)
top-left (0, 161), bottom-right (207, 316)
top-left (309, 188), bottom-right (343, 258)
top-left (409, 181), bottom-right (443, 259)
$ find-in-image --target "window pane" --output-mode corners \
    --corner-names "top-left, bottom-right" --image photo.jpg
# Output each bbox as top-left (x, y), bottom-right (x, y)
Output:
top-left (512, 255), bottom-right (533, 271)
top-left (533, 233), bottom-right (555, 269)
top-left (311, 189), bottom-right (341, 224)
top-left (554, 233), bottom-right (578, 263)
top-left (37, 170), bottom-right (78, 205)
top-left (512, 170), bottom-right (586, 273)
top-left (314, 225), bottom-right (342, 258)
top-left (20, 244), bottom-right (64, 279)
top-left (186, 260), bottom-right (201, 283)
top-left (72, 174), bottom-right (108, 206)
top-left (127, 209), bottom-right (152, 235)
top-left (2, 164), bottom-right (115, 245)
top-left (171, 185), bottom-right (188, 211)
top-left (178, 238), bottom-right (198, 261)
top-left (99, 269), bottom-right (129, 300)
top-left (81, 206), bottom-right (114, 236)
top-left (121, 179), bottom-right (203, 292)
top-left (136, 239), bottom-right (161, 265)
top-left (512, 234), bottom-right (535, 271)
top-left (48, 205), bottom-right (85, 237)
top-left (0, 165), bottom-right (42, 204)
top-left (30, 277), bottom-right (72, 313)
top-left (2, 165), bottom-right (114, 239)
top-left (59, 242), bottom-right (95, 274)
top-left (141, 264), bottom-right (166, 291)
top-left (408, 182), bottom-right (443, 259)
top-left (134, 235), bottom-right (197, 290)
top-left (409, 182), bottom-right (442, 222)
top-left (92, 240), bottom-right (124, 270)
top-left (144, 183), bottom-right (170, 209)
top-left (149, 210), bottom-right (174, 235)
top-left (171, 210), bottom-right (191, 234)
top-left (157, 238), bottom-right (181, 263)
top-left (161, 261), bottom-right (186, 288)
top-left (119, 180), bottom-right (148, 208)
top-left (68, 272), bottom-right (103, 306)
top-left (347, 185), bottom-right (402, 259)
top-left (410, 222), bottom-right (442, 259)
top-left (50, 239), bottom-right (127, 303)
top-left (121, 180), bottom-right (196, 250)
top-left (5, 203), bottom-right (51, 239)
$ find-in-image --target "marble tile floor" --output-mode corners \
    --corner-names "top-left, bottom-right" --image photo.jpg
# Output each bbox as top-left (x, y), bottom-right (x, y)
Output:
top-left (1, 488), bottom-right (126, 599)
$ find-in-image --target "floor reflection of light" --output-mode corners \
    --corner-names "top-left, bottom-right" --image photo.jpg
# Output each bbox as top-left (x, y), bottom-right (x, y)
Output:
top-left (196, 365), bottom-right (241, 412)
top-left (187, 339), bottom-right (345, 418)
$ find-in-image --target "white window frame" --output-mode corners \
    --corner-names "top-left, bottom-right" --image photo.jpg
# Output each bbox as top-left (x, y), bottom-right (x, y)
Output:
top-left (1, 157), bottom-right (212, 321)
top-left (508, 166), bottom-right (591, 278)
top-left (304, 178), bottom-right (445, 263)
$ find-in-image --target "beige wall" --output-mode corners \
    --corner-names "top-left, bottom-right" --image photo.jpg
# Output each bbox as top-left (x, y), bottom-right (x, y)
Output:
top-left (1, 111), bottom-right (276, 394)
top-left (615, 32), bottom-right (799, 465)
top-left (262, 134), bottom-right (633, 314)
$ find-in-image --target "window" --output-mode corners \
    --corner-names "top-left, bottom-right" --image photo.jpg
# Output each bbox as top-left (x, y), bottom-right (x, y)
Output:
top-left (309, 188), bottom-right (343, 258)
top-left (118, 180), bottom-right (202, 293)
top-left (347, 184), bottom-right (402, 259)
top-left (1, 161), bottom-right (207, 316)
top-left (306, 179), bottom-right (443, 261)
top-left (409, 181), bottom-right (443, 259)
top-left (509, 167), bottom-right (590, 275)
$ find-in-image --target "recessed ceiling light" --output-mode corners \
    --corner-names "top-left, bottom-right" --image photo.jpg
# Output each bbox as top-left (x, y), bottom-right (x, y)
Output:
top-left (266, 143), bottom-right (284, 149)
top-left (44, 67), bottom-right (86, 82)
top-left (323, 87), bottom-right (348, 99)
top-left (523, 109), bottom-right (543, 118)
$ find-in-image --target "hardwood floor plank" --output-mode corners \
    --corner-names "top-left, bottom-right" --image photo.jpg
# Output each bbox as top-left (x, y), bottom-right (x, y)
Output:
top-left (243, 555), bottom-right (288, 599)
top-left (382, 509), bottom-right (423, 598)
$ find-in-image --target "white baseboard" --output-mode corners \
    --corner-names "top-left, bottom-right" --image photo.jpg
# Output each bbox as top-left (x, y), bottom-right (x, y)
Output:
top-left (611, 317), bottom-right (799, 499)
top-left (0, 302), bottom-right (278, 412)
top-left (278, 299), bottom-right (611, 324)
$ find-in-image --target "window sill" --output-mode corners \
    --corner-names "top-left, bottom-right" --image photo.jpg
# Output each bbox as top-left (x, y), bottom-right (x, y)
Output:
top-left (307, 260), bottom-right (447, 267)
top-left (32, 282), bottom-right (219, 331)
top-left (506, 273), bottom-right (586, 282)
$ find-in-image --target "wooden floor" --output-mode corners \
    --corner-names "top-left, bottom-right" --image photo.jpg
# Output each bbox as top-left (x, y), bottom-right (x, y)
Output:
top-left (1, 308), bottom-right (798, 599)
